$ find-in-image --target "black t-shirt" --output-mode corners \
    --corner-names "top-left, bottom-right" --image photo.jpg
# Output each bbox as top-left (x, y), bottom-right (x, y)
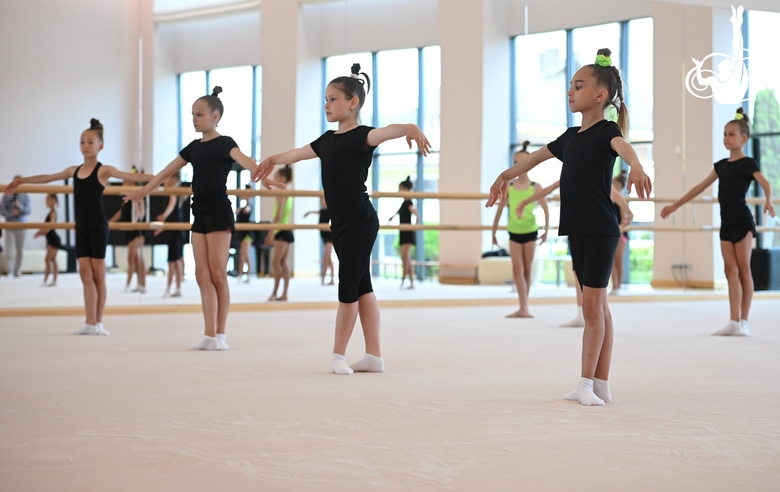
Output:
top-left (310, 126), bottom-right (377, 232)
top-left (398, 200), bottom-right (413, 224)
top-left (547, 120), bottom-right (622, 236)
top-left (714, 157), bottom-right (759, 227)
top-left (179, 136), bottom-right (238, 211)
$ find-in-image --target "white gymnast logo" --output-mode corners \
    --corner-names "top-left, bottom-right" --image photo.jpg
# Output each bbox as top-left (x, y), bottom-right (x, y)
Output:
top-left (685, 5), bottom-right (750, 104)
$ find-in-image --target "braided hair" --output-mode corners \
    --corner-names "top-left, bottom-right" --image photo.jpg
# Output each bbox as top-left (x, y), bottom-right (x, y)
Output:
top-left (328, 63), bottom-right (372, 113)
top-left (588, 48), bottom-right (630, 136)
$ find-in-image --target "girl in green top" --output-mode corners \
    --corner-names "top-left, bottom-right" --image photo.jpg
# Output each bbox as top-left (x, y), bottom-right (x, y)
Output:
top-left (491, 143), bottom-right (550, 318)
top-left (267, 165), bottom-right (294, 301)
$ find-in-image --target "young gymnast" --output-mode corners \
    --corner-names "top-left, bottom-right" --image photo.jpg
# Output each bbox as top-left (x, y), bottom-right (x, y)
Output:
top-left (303, 196), bottom-right (335, 285)
top-left (491, 149), bottom-right (550, 318)
top-left (487, 49), bottom-right (651, 405)
top-left (661, 108), bottom-right (774, 336)
top-left (125, 87), bottom-right (283, 350)
top-left (517, 179), bottom-right (633, 325)
top-left (110, 180), bottom-right (147, 294)
top-left (236, 185), bottom-right (254, 284)
top-left (266, 166), bottom-right (294, 301)
top-left (388, 176), bottom-right (420, 290)
top-left (252, 63), bottom-right (431, 375)
top-left (33, 194), bottom-right (63, 287)
top-left (154, 173), bottom-right (185, 297)
top-left (5, 119), bottom-right (154, 334)
top-left (610, 170), bottom-right (630, 294)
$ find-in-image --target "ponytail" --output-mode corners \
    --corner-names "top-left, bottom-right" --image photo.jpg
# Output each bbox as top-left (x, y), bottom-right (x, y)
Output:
top-left (399, 175), bottom-right (413, 191)
top-left (328, 63), bottom-right (371, 112)
top-left (589, 48), bottom-right (630, 137)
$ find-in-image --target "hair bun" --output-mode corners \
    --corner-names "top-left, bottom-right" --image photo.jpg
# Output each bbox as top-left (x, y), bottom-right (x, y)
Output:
top-left (90, 118), bottom-right (102, 130)
top-left (735, 107), bottom-right (750, 123)
top-left (596, 48), bottom-right (612, 58)
top-left (351, 63), bottom-right (361, 76)
top-left (211, 86), bottom-right (223, 97)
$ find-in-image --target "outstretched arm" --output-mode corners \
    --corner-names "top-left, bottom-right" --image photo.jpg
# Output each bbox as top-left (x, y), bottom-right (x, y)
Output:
top-left (486, 147), bottom-right (555, 207)
top-left (611, 137), bottom-right (652, 199)
top-left (4, 166), bottom-right (78, 195)
top-left (103, 166), bottom-right (155, 184)
top-left (516, 180), bottom-right (560, 219)
top-left (303, 210), bottom-right (321, 218)
top-left (660, 170), bottom-right (718, 219)
top-left (367, 124), bottom-right (432, 156)
top-left (123, 157), bottom-right (188, 203)
top-left (252, 145), bottom-right (317, 183)
top-left (754, 171), bottom-right (775, 217)
top-left (491, 199), bottom-right (507, 245)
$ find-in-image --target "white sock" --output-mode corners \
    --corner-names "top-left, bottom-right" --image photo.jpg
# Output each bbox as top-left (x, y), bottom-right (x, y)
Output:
top-left (349, 353), bottom-right (384, 373)
top-left (171, 290), bottom-right (182, 298)
top-left (712, 320), bottom-right (742, 336)
top-left (576, 377), bottom-right (605, 406)
top-left (191, 336), bottom-right (219, 350)
top-left (71, 324), bottom-right (98, 335)
top-left (216, 334), bottom-right (230, 350)
top-left (96, 323), bottom-right (110, 336)
top-left (740, 319), bottom-right (752, 337)
top-left (331, 354), bottom-right (353, 375)
top-left (565, 378), bottom-right (611, 402)
top-left (560, 306), bottom-right (585, 327)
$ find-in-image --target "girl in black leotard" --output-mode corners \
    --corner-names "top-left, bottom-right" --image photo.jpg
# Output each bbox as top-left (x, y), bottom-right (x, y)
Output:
top-left (110, 179), bottom-right (148, 294)
top-left (388, 176), bottom-right (420, 290)
top-left (252, 63), bottom-right (431, 375)
top-left (304, 196), bottom-right (335, 286)
top-left (5, 119), bottom-right (154, 335)
top-left (155, 172), bottom-right (185, 297)
top-left (33, 194), bottom-right (62, 287)
top-left (125, 87), bottom-right (283, 351)
top-left (610, 170), bottom-right (630, 295)
top-left (236, 184), bottom-right (254, 284)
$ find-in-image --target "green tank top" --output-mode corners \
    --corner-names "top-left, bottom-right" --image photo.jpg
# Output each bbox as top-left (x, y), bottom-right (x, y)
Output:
top-left (273, 196), bottom-right (293, 233)
top-left (507, 183), bottom-right (538, 234)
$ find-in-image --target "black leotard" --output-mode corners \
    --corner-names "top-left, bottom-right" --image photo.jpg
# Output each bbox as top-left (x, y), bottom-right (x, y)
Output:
top-left (44, 211), bottom-right (62, 249)
top-left (73, 163), bottom-right (107, 232)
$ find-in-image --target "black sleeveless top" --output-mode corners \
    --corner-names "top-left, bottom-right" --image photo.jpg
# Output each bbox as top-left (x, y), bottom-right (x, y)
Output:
top-left (236, 207), bottom-right (251, 223)
top-left (73, 163), bottom-right (107, 232)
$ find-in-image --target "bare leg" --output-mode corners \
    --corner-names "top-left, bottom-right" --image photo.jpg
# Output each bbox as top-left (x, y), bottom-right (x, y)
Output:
top-left (91, 258), bottom-right (107, 323)
top-left (594, 293), bottom-right (614, 380)
top-left (43, 247), bottom-right (52, 284)
top-left (206, 232), bottom-right (231, 335)
top-left (278, 242), bottom-right (291, 301)
top-left (734, 233), bottom-right (754, 321)
top-left (506, 240), bottom-right (531, 318)
top-left (125, 238), bottom-right (137, 289)
top-left (521, 240), bottom-right (536, 298)
top-left (269, 241), bottom-right (286, 300)
top-left (193, 233), bottom-right (217, 337)
top-left (324, 242), bottom-right (335, 285)
top-left (721, 240), bottom-right (741, 322)
top-left (166, 261), bottom-right (174, 292)
top-left (401, 244), bottom-right (414, 289)
top-left (580, 286), bottom-right (608, 379)
top-left (333, 301), bottom-right (359, 355)
top-left (78, 258), bottom-right (98, 325)
top-left (50, 247), bottom-right (58, 285)
top-left (175, 259), bottom-right (183, 290)
top-left (136, 236), bottom-right (146, 288)
top-left (357, 292), bottom-right (381, 356)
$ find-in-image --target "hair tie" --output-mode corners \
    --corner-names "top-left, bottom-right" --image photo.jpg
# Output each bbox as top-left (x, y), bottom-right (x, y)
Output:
top-left (734, 112), bottom-right (744, 120)
top-left (595, 54), bottom-right (612, 67)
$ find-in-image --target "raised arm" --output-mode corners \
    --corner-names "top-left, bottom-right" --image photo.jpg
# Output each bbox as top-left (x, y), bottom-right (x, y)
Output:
top-left (123, 157), bottom-right (187, 203)
top-left (660, 170), bottom-right (718, 219)
top-left (366, 124), bottom-right (431, 156)
top-left (486, 147), bottom-right (555, 207)
top-left (611, 137), bottom-right (652, 199)
top-left (252, 145), bottom-right (317, 183)
top-left (4, 166), bottom-right (78, 195)
top-left (754, 171), bottom-right (775, 217)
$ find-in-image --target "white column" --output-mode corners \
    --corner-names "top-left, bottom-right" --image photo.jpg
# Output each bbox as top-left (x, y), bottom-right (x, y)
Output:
top-left (438, 0), bottom-right (509, 284)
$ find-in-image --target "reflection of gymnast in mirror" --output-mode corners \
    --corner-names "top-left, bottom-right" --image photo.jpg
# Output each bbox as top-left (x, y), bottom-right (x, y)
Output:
top-left (33, 193), bottom-right (62, 287)
top-left (154, 172), bottom-right (184, 297)
top-left (266, 166), bottom-right (294, 301)
top-left (110, 179), bottom-right (148, 294)
top-left (304, 196), bottom-right (335, 286)
top-left (610, 170), bottom-right (631, 295)
top-left (388, 176), bottom-right (420, 290)
top-left (691, 5), bottom-right (748, 104)
top-left (236, 185), bottom-right (254, 284)
top-left (517, 179), bottom-right (632, 324)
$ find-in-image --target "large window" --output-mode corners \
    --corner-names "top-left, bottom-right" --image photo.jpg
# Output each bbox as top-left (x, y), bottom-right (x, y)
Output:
top-left (748, 10), bottom-right (780, 249)
top-left (324, 47), bottom-right (441, 278)
top-left (511, 19), bottom-right (654, 284)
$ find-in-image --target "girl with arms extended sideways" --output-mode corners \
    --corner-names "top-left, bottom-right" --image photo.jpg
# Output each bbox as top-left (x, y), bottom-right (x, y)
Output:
top-left (388, 176), bottom-right (420, 290)
top-left (33, 193), bottom-right (63, 287)
top-left (661, 108), bottom-right (774, 336)
top-left (487, 49), bottom-right (652, 406)
top-left (5, 119), bottom-right (154, 335)
top-left (125, 87), bottom-right (284, 351)
top-left (253, 63), bottom-right (431, 375)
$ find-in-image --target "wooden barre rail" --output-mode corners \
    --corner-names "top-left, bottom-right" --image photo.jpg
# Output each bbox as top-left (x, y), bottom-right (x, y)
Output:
top-left (1, 184), bottom-right (777, 205)
top-left (2, 222), bottom-right (780, 233)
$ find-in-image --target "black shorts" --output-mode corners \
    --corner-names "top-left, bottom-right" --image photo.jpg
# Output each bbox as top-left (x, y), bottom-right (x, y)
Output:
top-left (720, 223), bottom-right (756, 243)
top-left (75, 225), bottom-right (109, 259)
top-left (45, 230), bottom-right (62, 250)
top-left (333, 214), bottom-right (379, 303)
top-left (320, 231), bottom-right (333, 244)
top-left (568, 235), bottom-right (620, 290)
top-left (274, 230), bottom-right (295, 243)
top-left (125, 230), bottom-right (146, 243)
top-left (399, 230), bottom-right (416, 245)
top-left (509, 230), bottom-right (538, 244)
top-left (191, 206), bottom-right (235, 235)
top-left (167, 232), bottom-right (184, 262)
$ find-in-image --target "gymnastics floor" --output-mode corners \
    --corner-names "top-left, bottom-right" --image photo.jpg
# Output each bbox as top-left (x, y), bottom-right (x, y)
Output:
top-left (1, 299), bottom-right (778, 491)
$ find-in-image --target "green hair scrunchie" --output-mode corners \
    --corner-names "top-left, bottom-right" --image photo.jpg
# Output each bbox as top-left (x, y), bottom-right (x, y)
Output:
top-left (734, 113), bottom-right (744, 120)
top-left (595, 54), bottom-right (612, 67)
